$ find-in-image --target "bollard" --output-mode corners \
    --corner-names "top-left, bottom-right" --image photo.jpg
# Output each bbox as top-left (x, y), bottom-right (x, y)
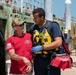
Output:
top-left (6, 60), bottom-right (11, 75)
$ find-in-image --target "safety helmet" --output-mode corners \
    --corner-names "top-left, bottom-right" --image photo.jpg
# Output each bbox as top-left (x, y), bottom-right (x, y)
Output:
top-left (64, 29), bottom-right (68, 33)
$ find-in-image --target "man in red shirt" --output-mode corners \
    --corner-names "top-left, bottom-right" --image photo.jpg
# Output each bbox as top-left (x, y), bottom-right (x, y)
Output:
top-left (6, 18), bottom-right (33, 75)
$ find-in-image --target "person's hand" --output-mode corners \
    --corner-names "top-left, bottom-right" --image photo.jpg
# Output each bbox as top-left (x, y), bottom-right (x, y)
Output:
top-left (26, 63), bottom-right (32, 73)
top-left (23, 57), bottom-right (32, 72)
top-left (32, 46), bottom-right (44, 53)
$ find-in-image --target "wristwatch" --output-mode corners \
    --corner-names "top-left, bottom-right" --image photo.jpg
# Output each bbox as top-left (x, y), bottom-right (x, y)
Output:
top-left (41, 46), bottom-right (44, 50)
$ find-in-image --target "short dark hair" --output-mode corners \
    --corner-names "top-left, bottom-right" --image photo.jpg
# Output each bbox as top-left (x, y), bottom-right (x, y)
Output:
top-left (32, 8), bottom-right (45, 18)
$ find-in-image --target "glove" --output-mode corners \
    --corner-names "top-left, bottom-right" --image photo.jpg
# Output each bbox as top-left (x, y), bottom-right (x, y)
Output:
top-left (32, 46), bottom-right (44, 53)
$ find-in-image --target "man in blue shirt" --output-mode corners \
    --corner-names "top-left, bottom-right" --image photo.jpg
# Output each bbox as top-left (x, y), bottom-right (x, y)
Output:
top-left (28, 8), bottom-right (62, 75)
top-left (64, 29), bottom-right (72, 47)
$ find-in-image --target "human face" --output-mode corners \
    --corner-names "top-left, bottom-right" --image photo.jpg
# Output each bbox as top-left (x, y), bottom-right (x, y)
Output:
top-left (14, 24), bottom-right (24, 35)
top-left (33, 13), bottom-right (43, 25)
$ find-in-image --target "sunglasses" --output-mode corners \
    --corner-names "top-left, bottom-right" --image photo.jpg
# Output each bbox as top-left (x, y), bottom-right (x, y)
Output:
top-left (15, 24), bottom-right (24, 27)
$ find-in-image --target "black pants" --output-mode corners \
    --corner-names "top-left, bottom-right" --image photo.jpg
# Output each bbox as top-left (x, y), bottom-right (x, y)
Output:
top-left (34, 55), bottom-right (61, 75)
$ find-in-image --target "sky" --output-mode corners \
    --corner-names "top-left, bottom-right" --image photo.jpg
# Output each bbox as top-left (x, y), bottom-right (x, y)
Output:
top-left (53, 0), bottom-right (76, 19)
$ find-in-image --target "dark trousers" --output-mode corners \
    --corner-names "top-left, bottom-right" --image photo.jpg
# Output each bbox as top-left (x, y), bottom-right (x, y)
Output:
top-left (34, 55), bottom-right (61, 75)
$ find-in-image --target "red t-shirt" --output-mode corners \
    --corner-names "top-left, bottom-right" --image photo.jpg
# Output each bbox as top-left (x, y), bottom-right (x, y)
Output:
top-left (6, 33), bottom-right (32, 74)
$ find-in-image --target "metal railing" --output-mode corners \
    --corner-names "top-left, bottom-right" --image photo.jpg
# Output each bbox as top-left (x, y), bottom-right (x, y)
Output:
top-left (0, 0), bottom-right (44, 15)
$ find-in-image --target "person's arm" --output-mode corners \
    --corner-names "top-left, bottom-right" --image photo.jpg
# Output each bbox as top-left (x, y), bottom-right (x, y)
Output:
top-left (44, 37), bottom-right (62, 50)
top-left (8, 49), bottom-right (31, 65)
top-left (8, 49), bottom-right (32, 72)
